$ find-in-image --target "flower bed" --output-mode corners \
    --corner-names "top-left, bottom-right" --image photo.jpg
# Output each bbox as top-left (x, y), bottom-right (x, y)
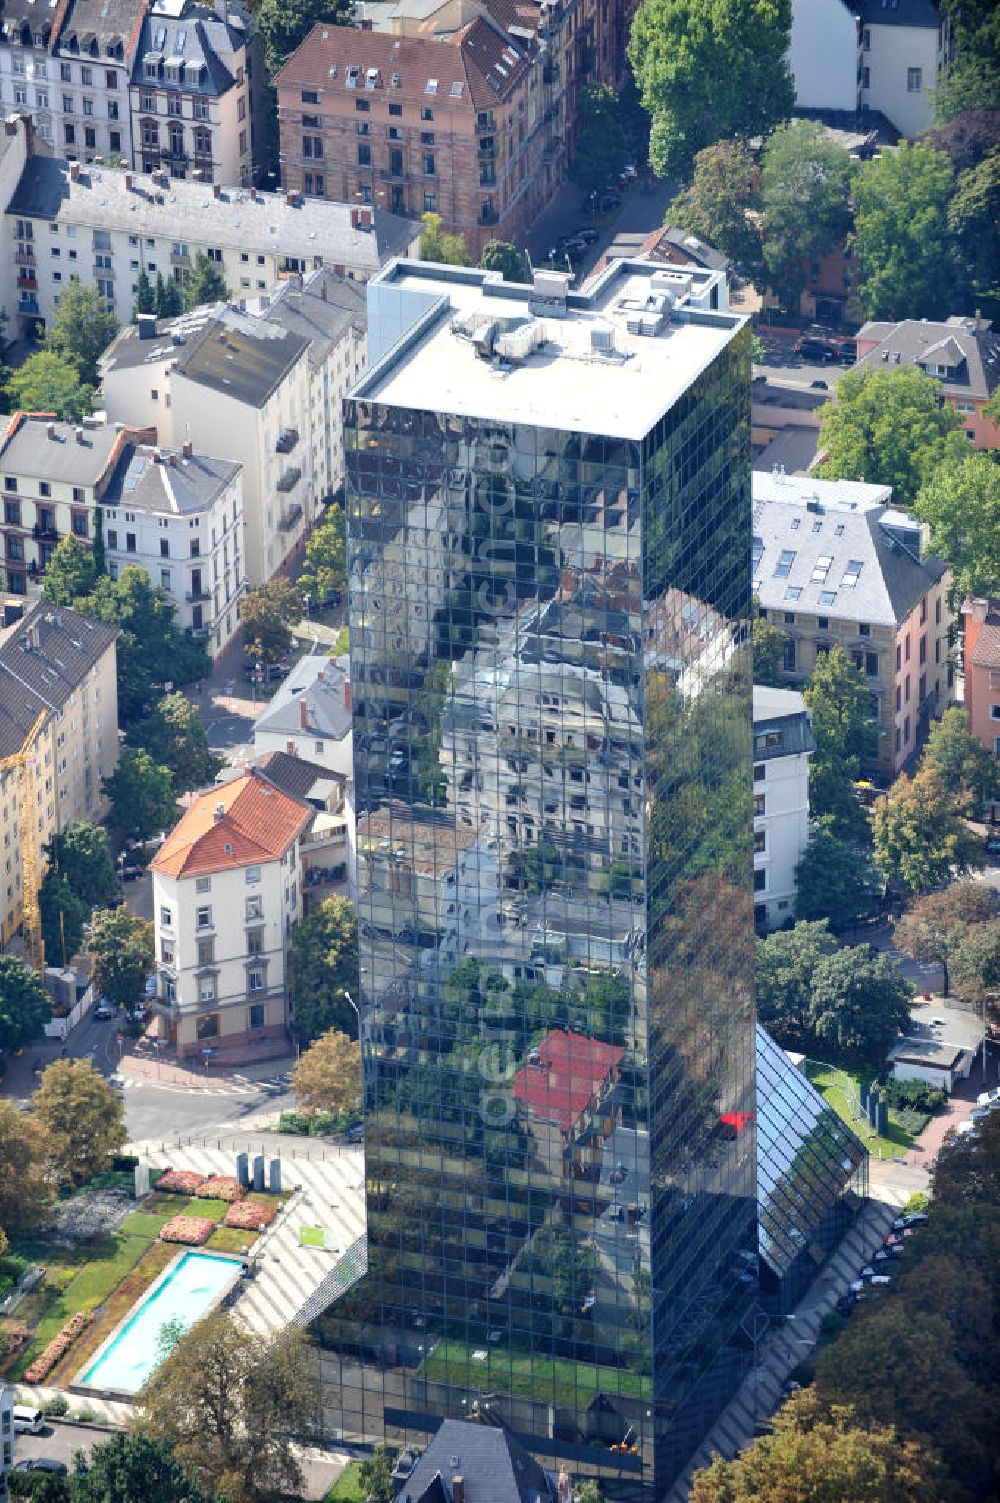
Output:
top-left (24, 1311), bottom-right (92, 1383)
top-left (224, 1200), bottom-right (278, 1231)
top-left (159, 1216), bottom-right (216, 1246)
top-left (195, 1176), bottom-right (244, 1203)
top-left (156, 1169), bottom-right (206, 1195)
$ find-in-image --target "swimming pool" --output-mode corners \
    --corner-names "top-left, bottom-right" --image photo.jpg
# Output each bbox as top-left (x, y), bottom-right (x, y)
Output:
top-left (80, 1250), bottom-right (242, 1394)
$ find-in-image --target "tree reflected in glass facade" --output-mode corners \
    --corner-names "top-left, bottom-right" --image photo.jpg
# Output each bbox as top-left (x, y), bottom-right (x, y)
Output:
top-left (316, 271), bottom-right (756, 1496)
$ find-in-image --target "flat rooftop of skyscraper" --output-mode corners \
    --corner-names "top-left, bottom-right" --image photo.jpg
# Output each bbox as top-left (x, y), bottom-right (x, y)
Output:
top-left (357, 259), bottom-right (746, 439)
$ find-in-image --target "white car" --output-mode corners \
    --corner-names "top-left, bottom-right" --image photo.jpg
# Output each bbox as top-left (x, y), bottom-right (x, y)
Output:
top-left (976, 1087), bottom-right (1000, 1108)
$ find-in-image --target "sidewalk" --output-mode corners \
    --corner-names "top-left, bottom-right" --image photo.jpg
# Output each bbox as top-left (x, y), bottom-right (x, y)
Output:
top-left (120, 1040), bottom-right (295, 1088)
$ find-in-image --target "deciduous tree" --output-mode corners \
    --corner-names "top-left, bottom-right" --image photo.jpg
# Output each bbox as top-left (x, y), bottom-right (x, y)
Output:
top-left (669, 138), bottom-right (762, 274)
top-left (298, 504), bottom-right (347, 607)
top-left (872, 769), bottom-right (984, 894)
top-left (240, 577), bottom-right (303, 664)
top-left (89, 906), bottom-right (154, 1009)
top-left (815, 366), bottom-right (969, 507)
top-left (951, 918), bottom-right (1000, 1018)
top-left (948, 147), bottom-right (1000, 302)
top-left (38, 870), bottom-right (87, 968)
top-left (920, 705), bottom-right (1000, 815)
top-left (794, 829), bottom-right (879, 929)
top-left (101, 747), bottom-right (177, 842)
top-left (751, 602), bottom-right (787, 687)
top-left (419, 212), bottom-right (471, 266)
top-left (292, 1028), bottom-right (362, 1116)
top-left (32, 1057), bottom-right (126, 1186)
top-left (136, 1312), bottom-right (320, 1503)
top-left (851, 144), bottom-right (960, 320)
top-left (802, 644), bottom-right (876, 840)
top-left (0, 956), bottom-right (50, 1055)
top-left (357, 1448), bottom-right (397, 1503)
top-left (41, 537), bottom-right (99, 606)
top-left (914, 454), bottom-right (1000, 601)
top-left (628, 0), bottom-right (794, 180)
top-left (0, 1097), bottom-right (53, 1240)
top-left (894, 880), bottom-right (995, 995)
top-left (44, 282), bottom-right (118, 386)
top-left (755, 920), bottom-right (838, 1046)
top-left (128, 692), bottom-right (221, 793)
top-left (45, 822), bottom-right (118, 909)
top-left (81, 567), bottom-right (210, 724)
top-left (256, 0), bottom-right (352, 74)
top-left (934, 0), bottom-right (1000, 120)
top-left (4, 352), bottom-right (93, 422)
top-left (71, 1433), bottom-right (209, 1503)
top-left (691, 1388), bottom-right (946, 1503)
top-left (288, 895), bottom-right (359, 1042)
top-left (478, 240), bottom-right (528, 283)
top-left (183, 251), bottom-right (230, 310)
top-left (571, 83), bottom-right (631, 194)
top-left (760, 119), bottom-right (853, 313)
top-left (808, 945), bottom-right (912, 1066)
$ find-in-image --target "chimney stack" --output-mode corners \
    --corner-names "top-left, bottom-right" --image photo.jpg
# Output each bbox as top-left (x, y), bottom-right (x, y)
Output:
top-left (214, 801), bottom-right (225, 821)
top-left (182, 439), bottom-right (193, 457)
top-left (124, 172), bottom-right (133, 190)
top-left (213, 183), bottom-right (222, 199)
top-left (47, 422), bottom-right (56, 439)
top-left (299, 697), bottom-right (308, 730)
top-left (971, 599), bottom-right (989, 625)
top-left (451, 1479), bottom-right (464, 1503)
top-left (250, 186), bottom-right (258, 200)
top-left (137, 313), bottom-right (157, 340)
top-left (75, 426), bottom-right (85, 444)
top-left (344, 679), bottom-right (351, 711)
top-left (69, 161), bottom-right (80, 182)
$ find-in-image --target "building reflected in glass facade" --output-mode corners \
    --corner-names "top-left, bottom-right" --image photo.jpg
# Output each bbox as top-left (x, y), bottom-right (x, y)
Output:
top-left (317, 260), bottom-right (756, 1495)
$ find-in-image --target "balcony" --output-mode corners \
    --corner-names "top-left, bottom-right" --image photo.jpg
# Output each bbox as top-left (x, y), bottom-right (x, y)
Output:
top-left (278, 503), bottom-right (304, 532)
top-left (479, 206), bottom-right (500, 226)
top-left (32, 522), bottom-right (59, 541)
top-left (169, 249), bottom-right (190, 266)
top-left (164, 145), bottom-right (188, 164)
top-left (15, 249), bottom-right (35, 265)
top-left (18, 297), bottom-right (40, 314)
top-left (275, 427), bottom-right (300, 455)
top-left (276, 466), bottom-right (303, 494)
top-left (92, 264), bottom-right (114, 280)
top-left (185, 586), bottom-right (211, 601)
top-left (478, 140), bottom-right (496, 158)
top-left (380, 165), bottom-right (409, 183)
top-left (17, 273), bottom-right (37, 290)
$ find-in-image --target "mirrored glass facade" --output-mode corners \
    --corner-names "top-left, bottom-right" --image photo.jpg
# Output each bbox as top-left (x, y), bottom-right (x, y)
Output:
top-left (316, 265), bottom-right (757, 1497)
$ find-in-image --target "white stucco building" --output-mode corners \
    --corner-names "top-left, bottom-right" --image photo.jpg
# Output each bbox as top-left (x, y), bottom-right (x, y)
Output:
top-left (100, 440), bottom-right (245, 656)
top-left (252, 652), bottom-right (353, 780)
top-left (150, 768), bottom-right (311, 1058)
top-left (752, 686), bottom-right (814, 932)
top-left (789, 0), bottom-right (861, 114)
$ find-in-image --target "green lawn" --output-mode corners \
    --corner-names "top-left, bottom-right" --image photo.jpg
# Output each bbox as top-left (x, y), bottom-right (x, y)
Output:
top-left (418, 1340), bottom-right (651, 1407)
top-left (325, 1462), bottom-right (365, 1503)
top-left (21, 1232), bottom-right (154, 1364)
top-left (333, 625), bottom-right (350, 656)
top-left (178, 1198), bottom-right (231, 1223)
top-left (119, 1210), bottom-right (170, 1238)
top-left (804, 1059), bottom-right (914, 1157)
top-left (206, 1227), bottom-right (255, 1254)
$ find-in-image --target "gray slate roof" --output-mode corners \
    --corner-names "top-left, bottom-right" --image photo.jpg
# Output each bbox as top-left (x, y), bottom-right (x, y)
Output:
top-left (0, 600), bottom-right (118, 759)
top-left (858, 0), bottom-right (939, 27)
top-left (54, 0), bottom-right (144, 59)
top-left (0, 415), bottom-right (123, 487)
top-left (172, 306), bottom-right (309, 407)
top-left (253, 652), bottom-right (352, 744)
top-left (752, 470), bottom-right (948, 627)
top-left (856, 315), bottom-right (1000, 400)
top-left (6, 157), bottom-right (420, 274)
top-left (393, 1420), bottom-right (556, 1503)
top-left (254, 266), bottom-right (367, 368)
top-left (255, 749), bottom-right (346, 803)
top-left (132, 2), bottom-right (249, 96)
top-left (101, 442), bottom-right (240, 514)
top-left (752, 685), bottom-right (815, 760)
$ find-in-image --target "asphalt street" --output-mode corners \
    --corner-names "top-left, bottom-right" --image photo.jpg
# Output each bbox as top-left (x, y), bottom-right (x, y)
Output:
top-left (755, 329), bottom-right (852, 391)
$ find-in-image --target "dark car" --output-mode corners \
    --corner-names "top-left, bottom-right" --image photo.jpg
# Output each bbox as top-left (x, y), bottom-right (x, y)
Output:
top-left (810, 379), bottom-right (829, 390)
top-left (794, 338), bottom-right (838, 362)
top-left (892, 1211), bottom-right (928, 1231)
top-left (93, 1001), bottom-right (116, 1021)
top-left (14, 1461), bottom-right (69, 1475)
top-left (345, 1122), bottom-right (365, 1145)
top-left (984, 834), bottom-right (1000, 858)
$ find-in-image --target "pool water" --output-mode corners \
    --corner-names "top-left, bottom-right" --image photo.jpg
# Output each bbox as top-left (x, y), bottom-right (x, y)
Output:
top-left (81, 1250), bottom-right (241, 1393)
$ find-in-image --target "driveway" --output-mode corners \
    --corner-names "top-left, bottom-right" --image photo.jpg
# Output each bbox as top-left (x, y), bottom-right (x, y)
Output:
top-left (523, 174), bottom-right (678, 277)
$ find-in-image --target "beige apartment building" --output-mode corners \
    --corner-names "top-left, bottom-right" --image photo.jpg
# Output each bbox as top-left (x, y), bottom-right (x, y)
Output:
top-left (0, 600), bottom-right (119, 950)
top-left (753, 470), bottom-right (952, 780)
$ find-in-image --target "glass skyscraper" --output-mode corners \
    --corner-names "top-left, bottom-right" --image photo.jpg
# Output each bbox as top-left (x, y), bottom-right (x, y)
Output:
top-left (316, 260), bottom-right (756, 1495)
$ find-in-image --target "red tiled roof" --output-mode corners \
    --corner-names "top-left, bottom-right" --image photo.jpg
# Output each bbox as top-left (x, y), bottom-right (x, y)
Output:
top-left (151, 768), bottom-right (312, 879)
top-left (970, 603), bottom-right (1000, 669)
top-left (512, 1030), bottom-right (624, 1135)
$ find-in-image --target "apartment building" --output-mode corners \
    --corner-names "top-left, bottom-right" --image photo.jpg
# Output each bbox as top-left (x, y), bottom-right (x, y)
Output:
top-left (252, 652), bottom-right (352, 779)
top-left (788, 0), bottom-right (948, 137)
top-left (752, 686), bottom-right (814, 932)
top-left (856, 314), bottom-right (1000, 450)
top-left (100, 440), bottom-right (244, 655)
top-left (753, 469), bottom-right (952, 778)
top-left (275, 0), bottom-right (622, 258)
top-left (0, 113), bottom-right (420, 337)
top-left (0, 413), bottom-right (130, 598)
top-left (962, 599), bottom-right (1000, 764)
top-left (129, 0), bottom-right (259, 187)
top-left (0, 599), bottom-right (119, 948)
top-left (149, 767), bottom-right (311, 1057)
top-left (101, 305), bottom-right (313, 584)
top-left (248, 266), bottom-right (368, 504)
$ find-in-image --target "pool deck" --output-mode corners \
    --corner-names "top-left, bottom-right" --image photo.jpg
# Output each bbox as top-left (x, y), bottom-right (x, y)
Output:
top-left (73, 1248), bottom-right (245, 1398)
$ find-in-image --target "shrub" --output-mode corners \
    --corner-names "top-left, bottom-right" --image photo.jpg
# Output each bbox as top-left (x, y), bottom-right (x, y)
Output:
top-left (41, 1395), bottom-right (69, 1416)
top-left (159, 1215), bottom-right (215, 1245)
top-left (879, 1077), bottom-right (947, 1113)
top-left (156, 1169), bottom-right (206, 1195)
top-left (905, 1190), bottom-right (930, 1213)
top-left (24, 1310), bottom-right (92, 1382)
top-left (111, 1153), bottom-right (140, 1172)
top-left (224, 1199), bottom-right (278, 1231)
top-left (195, 1175), bottom-right (244, 1203)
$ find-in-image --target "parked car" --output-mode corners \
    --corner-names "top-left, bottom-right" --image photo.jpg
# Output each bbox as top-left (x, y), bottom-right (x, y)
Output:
top-left (12, 1407), bottom-right (45, 1435)
top-left (14, 1460), bottom-right (68, 1475)
top-left (985, 834), bottom-right (1000, 858)
top-left (891, 1211), bottom-right (928, 1230)
top-left (809, 379), bottom-right (829, 390)
top-left (977, 1086), bottom-right (1000, 1107)
top-left (93, 1001), bottom-right (116, 1021)
top-left (794, 337), bottom-right (838, 362)
top-left (345, 1122), bottom-right (365, 1145)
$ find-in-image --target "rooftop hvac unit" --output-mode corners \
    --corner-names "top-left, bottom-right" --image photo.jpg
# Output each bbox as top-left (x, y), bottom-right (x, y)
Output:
top-left (590, 324), bottom-right (613, 352)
